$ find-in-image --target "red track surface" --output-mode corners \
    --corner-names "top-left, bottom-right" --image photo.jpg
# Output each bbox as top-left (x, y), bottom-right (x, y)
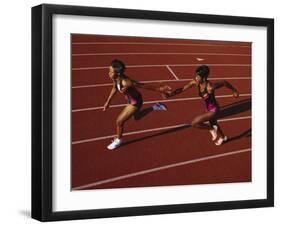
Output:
top-left (71, 35), bottom-right (252, 190)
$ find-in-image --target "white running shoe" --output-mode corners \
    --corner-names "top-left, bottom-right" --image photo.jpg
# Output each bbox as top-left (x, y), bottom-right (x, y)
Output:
top-left (107, 138), bottom-right (123, 150)
top-left (152, 103), bottom-right (167, 111)
top-left (215, 136), bottom-right (228, 146)
top-left (209, 125), bottom-right (218, 141)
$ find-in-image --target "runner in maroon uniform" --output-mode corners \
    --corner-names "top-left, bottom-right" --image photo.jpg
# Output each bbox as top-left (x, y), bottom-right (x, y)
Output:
top-left (104, 59), bottom-right (171, 150)
top-left (165, 65), bottom-right (239, 145)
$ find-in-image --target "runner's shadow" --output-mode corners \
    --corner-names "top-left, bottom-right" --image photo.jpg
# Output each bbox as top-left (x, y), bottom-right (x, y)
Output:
top-left (122, 124), bottom-right (191, 147)
top-left (218, 98), bottom-right (251, 119)
top-left (225, 128), bottom-right (252, 143)
top-left (123, 98), bottom-right (251, 146)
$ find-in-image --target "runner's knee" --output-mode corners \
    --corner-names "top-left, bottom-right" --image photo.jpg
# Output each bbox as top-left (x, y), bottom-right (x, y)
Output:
top-left (191, 119), bottom-right (200, 128)
top-left (116, 118), bottom-right (125, 127)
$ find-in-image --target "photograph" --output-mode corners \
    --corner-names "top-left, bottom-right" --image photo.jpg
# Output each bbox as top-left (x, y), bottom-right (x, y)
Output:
top-left (71, 34), bottom-right (252, 190)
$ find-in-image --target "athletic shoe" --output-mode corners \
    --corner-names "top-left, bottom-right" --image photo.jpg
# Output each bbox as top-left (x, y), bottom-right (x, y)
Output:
top-left (209, 125), bottom-right (218, 141)
top-left (152, 103), bottom-right (167, 111)
top-left (215, 136), bottom-right (228, 146)
top-left (107, 138), bottom-right (123, 150)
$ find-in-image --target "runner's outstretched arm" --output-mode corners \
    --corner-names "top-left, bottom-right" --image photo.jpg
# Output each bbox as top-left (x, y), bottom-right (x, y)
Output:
top-left (165, 80), bottom-right (197, 98)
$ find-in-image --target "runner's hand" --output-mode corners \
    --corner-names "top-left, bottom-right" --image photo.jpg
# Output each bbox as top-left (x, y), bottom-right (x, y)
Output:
top-left (161, 90), bottom-right (172, 99)
top-left (233, 90), bottom-right (239, 98)
top-left (159, 85), bottom-right (171, 93)
top-left (103, 102), bottom-right (109, 111)
top-left (159, 85), bottom-right (172, 99)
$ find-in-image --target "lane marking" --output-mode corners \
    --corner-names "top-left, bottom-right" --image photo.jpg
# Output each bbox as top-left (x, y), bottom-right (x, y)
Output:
top-left (72, 77), bottom-right (252, 89)
top-left (72, 148), bottom-right (251, 190)
top-left (72, 93), bottom-right (252, 112)
top-left (72, 64), bottom-right (251, 71)
top-left (72, 41), bottom-right (251, 48)
top-left (166, 65), bottom-right (179, 80)
top-left (72, 52), bottom-right (251, 56)
top-left (72, 115), bottom-right (252, 145)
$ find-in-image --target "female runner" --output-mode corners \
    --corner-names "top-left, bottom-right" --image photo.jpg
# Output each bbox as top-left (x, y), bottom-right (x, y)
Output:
top-left (165, 65), bottom-right (239, 145)
top-left (104, 59), bottom-right (171, 150)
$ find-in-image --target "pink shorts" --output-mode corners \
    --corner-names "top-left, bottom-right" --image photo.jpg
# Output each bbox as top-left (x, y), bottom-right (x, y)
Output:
top-left (207, 103), bottom-right (219, 113)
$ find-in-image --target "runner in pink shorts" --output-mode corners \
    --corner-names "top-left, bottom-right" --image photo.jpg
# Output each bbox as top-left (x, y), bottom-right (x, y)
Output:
top-left (165, 65), bottom-right (239, 145)
top-left (103, 59), bottom-right (171, 150)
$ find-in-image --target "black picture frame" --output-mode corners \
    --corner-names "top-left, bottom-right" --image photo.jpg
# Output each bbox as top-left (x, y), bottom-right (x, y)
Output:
top-left (32, 3), bottom-right (274, 222)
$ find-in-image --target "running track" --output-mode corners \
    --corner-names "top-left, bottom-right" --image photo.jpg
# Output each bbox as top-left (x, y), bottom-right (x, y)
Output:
top-left (71, 35), bottom-right (252, 190)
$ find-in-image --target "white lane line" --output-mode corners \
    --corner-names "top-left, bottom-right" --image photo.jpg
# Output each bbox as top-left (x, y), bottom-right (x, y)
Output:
top-left (72, 93), bottom-right (252, 112)
top-left (72, 52), bottom-right (251, 56)
top-left (72, 77), bottom-right (251, 89)
top-left (72, 41), bottom-right (251, 48)
top-left (72, 64), bottom-right (251, 71)
top-left (166, 65), bottom-right (179, 80)
top-left (72, 148), bottom-right (251, 190)
top-left (72, 115), bottom-right (251, 145)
